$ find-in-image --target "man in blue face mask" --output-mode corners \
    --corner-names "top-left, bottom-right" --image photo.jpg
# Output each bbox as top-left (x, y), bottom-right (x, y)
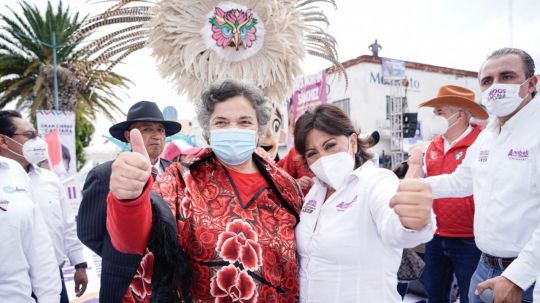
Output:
top-left (409, 48), bottom-right (540, 303)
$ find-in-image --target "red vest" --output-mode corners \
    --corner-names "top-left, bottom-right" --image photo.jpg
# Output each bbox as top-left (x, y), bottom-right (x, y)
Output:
top-left (425, 126), bottom-right (482, 237)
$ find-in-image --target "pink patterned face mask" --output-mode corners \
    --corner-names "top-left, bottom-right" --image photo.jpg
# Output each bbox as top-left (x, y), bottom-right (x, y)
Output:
top-left (481, 78), bottom-right (531, 117)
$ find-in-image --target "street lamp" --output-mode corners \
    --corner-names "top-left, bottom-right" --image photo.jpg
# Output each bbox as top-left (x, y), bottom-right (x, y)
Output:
top-left (51, 32), bottom-right (59, 111)
top-left (14, 31), bottom-right (63, 110)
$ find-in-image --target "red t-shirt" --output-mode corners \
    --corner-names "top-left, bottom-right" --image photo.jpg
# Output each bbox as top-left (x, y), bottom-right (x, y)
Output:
top-left (226, 168), bottom-right (267, 204)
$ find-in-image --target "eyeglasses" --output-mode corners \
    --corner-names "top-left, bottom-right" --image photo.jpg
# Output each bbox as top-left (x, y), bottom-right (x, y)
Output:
top-left (12, 131), bottom-right (37, 139)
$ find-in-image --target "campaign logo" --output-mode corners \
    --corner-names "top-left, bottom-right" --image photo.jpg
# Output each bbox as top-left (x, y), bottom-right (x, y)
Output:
top-left (455, 151), bottom-right (464, 160)
top-left (507, 149), bottom-right (529, 161)
top-left (336, 195), bottom-right (357, 212)
top-left (487, 88), bottom-right (506, 102)
top-left (2, 186), bottom-right (26, 194)
top-left (478, 150), bottom-right (489, 163)
top-left (301, 199), bottom-right (318, 214)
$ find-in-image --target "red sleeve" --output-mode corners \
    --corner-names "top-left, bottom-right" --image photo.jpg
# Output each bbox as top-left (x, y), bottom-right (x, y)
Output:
top-left (277, 148), bottom-right (298, 179)
top-left (106, 179), bottom-right (153, 254)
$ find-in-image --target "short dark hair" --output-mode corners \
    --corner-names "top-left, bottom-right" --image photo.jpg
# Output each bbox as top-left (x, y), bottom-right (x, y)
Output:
top-left (486, 48), bottom-right (535, 78)
top-left (294, 104), bottom-right (372, 169)
top-left (0, 110), bottom-right (22, 137)
top-left (484, 48), bottom-right (537, 98)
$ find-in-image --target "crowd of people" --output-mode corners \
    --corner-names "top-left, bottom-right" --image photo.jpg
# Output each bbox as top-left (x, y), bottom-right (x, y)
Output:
top-left (0, 46), bottom-right (539, 303)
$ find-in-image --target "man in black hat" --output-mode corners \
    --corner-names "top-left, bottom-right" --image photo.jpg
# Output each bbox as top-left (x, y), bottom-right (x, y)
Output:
top-left (77, 101), bottom-right (181, 302)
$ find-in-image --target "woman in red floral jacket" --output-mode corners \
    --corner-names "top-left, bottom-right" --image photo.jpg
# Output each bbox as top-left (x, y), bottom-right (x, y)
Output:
top-left (106, 80), bottom-right (303, 302)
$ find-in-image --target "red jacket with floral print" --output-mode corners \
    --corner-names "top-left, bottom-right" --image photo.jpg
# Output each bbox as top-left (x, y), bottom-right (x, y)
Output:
top-left (425, 126), bottom-right (482, 238)
top-left (108, 148), bottom-right (303, 302)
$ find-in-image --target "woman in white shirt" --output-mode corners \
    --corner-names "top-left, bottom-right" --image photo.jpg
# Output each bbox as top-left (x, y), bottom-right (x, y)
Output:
top-left (294, 104), bottom-right (435, 302)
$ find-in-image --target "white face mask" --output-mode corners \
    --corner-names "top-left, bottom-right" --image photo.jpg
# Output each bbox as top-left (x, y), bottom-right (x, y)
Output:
top-left (481, 79), bottom-right (530, 117)
top-left (4, 135), bottom-right (49, 164)
top-left (430, 112), bottom-right (459, 137)
top-left (309, 137), bottom-right (355, 190)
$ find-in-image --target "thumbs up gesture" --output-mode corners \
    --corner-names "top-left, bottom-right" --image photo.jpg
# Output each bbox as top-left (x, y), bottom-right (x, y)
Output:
top-left (389, 179), bottom-right (433, 230)
top-left (110, 129), bottom-right (151, 200)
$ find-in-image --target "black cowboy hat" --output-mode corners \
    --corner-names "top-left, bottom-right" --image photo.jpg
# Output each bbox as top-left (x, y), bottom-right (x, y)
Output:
top-left (109, 101), bottom-right (182, 142)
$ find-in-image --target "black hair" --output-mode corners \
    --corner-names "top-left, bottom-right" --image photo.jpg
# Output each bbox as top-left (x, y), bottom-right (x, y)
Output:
top-left (484, 48), bottom-right (537, 98)
top-left (0, 110), bottom-right (22, 137)
top-left (294, 103), bottom-right (372, 169)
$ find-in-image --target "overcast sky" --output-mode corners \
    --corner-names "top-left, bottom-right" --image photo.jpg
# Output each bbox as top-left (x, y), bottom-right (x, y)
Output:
top-left (3, 0), bottom-right (540, 139)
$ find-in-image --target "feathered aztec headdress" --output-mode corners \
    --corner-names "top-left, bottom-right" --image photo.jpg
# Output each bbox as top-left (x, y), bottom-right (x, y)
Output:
top-left (71, 0), bottom-right (344, 103)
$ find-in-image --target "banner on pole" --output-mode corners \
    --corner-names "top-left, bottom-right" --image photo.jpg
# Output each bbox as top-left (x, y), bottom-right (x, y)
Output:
top-left (291, 70), bottom-right (328, 121)
top-left (287, 71), bottom-right (328, 148)
top-left (381, 58), bottom-right (406, 79)
top-left (36, 110), bottom-right (76, 179)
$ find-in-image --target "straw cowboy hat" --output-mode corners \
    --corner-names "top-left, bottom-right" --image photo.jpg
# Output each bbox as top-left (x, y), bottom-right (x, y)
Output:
top-left (418, 85), bottom-right (489, 120)
top-left (109, 101), bottom-right (182, 142)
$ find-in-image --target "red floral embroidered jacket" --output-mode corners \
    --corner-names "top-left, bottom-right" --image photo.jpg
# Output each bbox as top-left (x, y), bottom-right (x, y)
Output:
top-left (108, 149), bottom-right (303, 302)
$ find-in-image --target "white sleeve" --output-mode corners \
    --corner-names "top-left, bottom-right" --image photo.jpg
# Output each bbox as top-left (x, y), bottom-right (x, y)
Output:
top-left (425, 139), bottom-right (476, 199)
top-left (27, 202), bottom-right (62, 303)
top-left (368, 169), bottom-right (435, 248)
top-left (502, 149), bottom-right (540, 290)
top-left (57, 179), bottom-right (85, 266)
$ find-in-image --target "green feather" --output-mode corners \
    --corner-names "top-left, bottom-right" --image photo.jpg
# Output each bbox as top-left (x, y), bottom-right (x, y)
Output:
top-left (241, 18), bottom-right (257, 30)
top-left (209, 17), bottom-right (231, 30)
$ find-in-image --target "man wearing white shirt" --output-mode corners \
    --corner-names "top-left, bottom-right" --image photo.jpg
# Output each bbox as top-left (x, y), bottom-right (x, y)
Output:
top-left (0, 110), bottom-right (88, 302)
top-left (0, 155), bottom-right (61, 303)
top-left (417, 85), bottom-right (488, 303)
top-left (416, 48), bottom-right (539, 303)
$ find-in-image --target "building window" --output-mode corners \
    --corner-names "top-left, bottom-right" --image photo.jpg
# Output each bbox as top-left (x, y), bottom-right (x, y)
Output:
top-left (332, 98), bottom-right (350, 115)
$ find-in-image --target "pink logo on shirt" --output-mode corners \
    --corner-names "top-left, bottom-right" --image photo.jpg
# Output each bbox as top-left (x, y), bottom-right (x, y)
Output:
top-left (336, 195), bottom-right (357, 212)
top-left (507, 149), bottom-right (528, 161)
top-left (302, 199), bottom-right (318, 213)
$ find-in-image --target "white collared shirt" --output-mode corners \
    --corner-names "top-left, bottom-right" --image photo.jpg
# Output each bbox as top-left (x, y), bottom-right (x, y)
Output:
top-left (0, 156), bottom-right (61, 303)
top-left (296, 161), bottom-right (435, 302)
top-left (426, 96), bottom-right (540, 290)
top-left (443, 125), bottom-right (473, 153)
top-left (28, 165), bottom-right (85, 267)
top-left (153, 160), bottom-right (163, 175)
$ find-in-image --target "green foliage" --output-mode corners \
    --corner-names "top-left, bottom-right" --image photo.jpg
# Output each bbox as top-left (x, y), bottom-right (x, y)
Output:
top-left (0, 0), bottom-right (130, 167)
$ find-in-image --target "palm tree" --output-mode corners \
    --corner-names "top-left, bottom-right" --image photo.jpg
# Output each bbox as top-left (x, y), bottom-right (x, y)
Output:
top-left (0, 0), bottom-right (131, 166)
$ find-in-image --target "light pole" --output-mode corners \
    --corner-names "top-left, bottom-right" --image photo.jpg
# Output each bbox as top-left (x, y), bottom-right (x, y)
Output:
top-left (51, 32), bottom-right (59, 110)
top-left (15, 31), bottom-right (62, 110)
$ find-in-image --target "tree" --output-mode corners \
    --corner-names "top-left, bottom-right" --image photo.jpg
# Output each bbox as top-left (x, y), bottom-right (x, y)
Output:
top-left (0, 0), bottom-right (130, 168)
